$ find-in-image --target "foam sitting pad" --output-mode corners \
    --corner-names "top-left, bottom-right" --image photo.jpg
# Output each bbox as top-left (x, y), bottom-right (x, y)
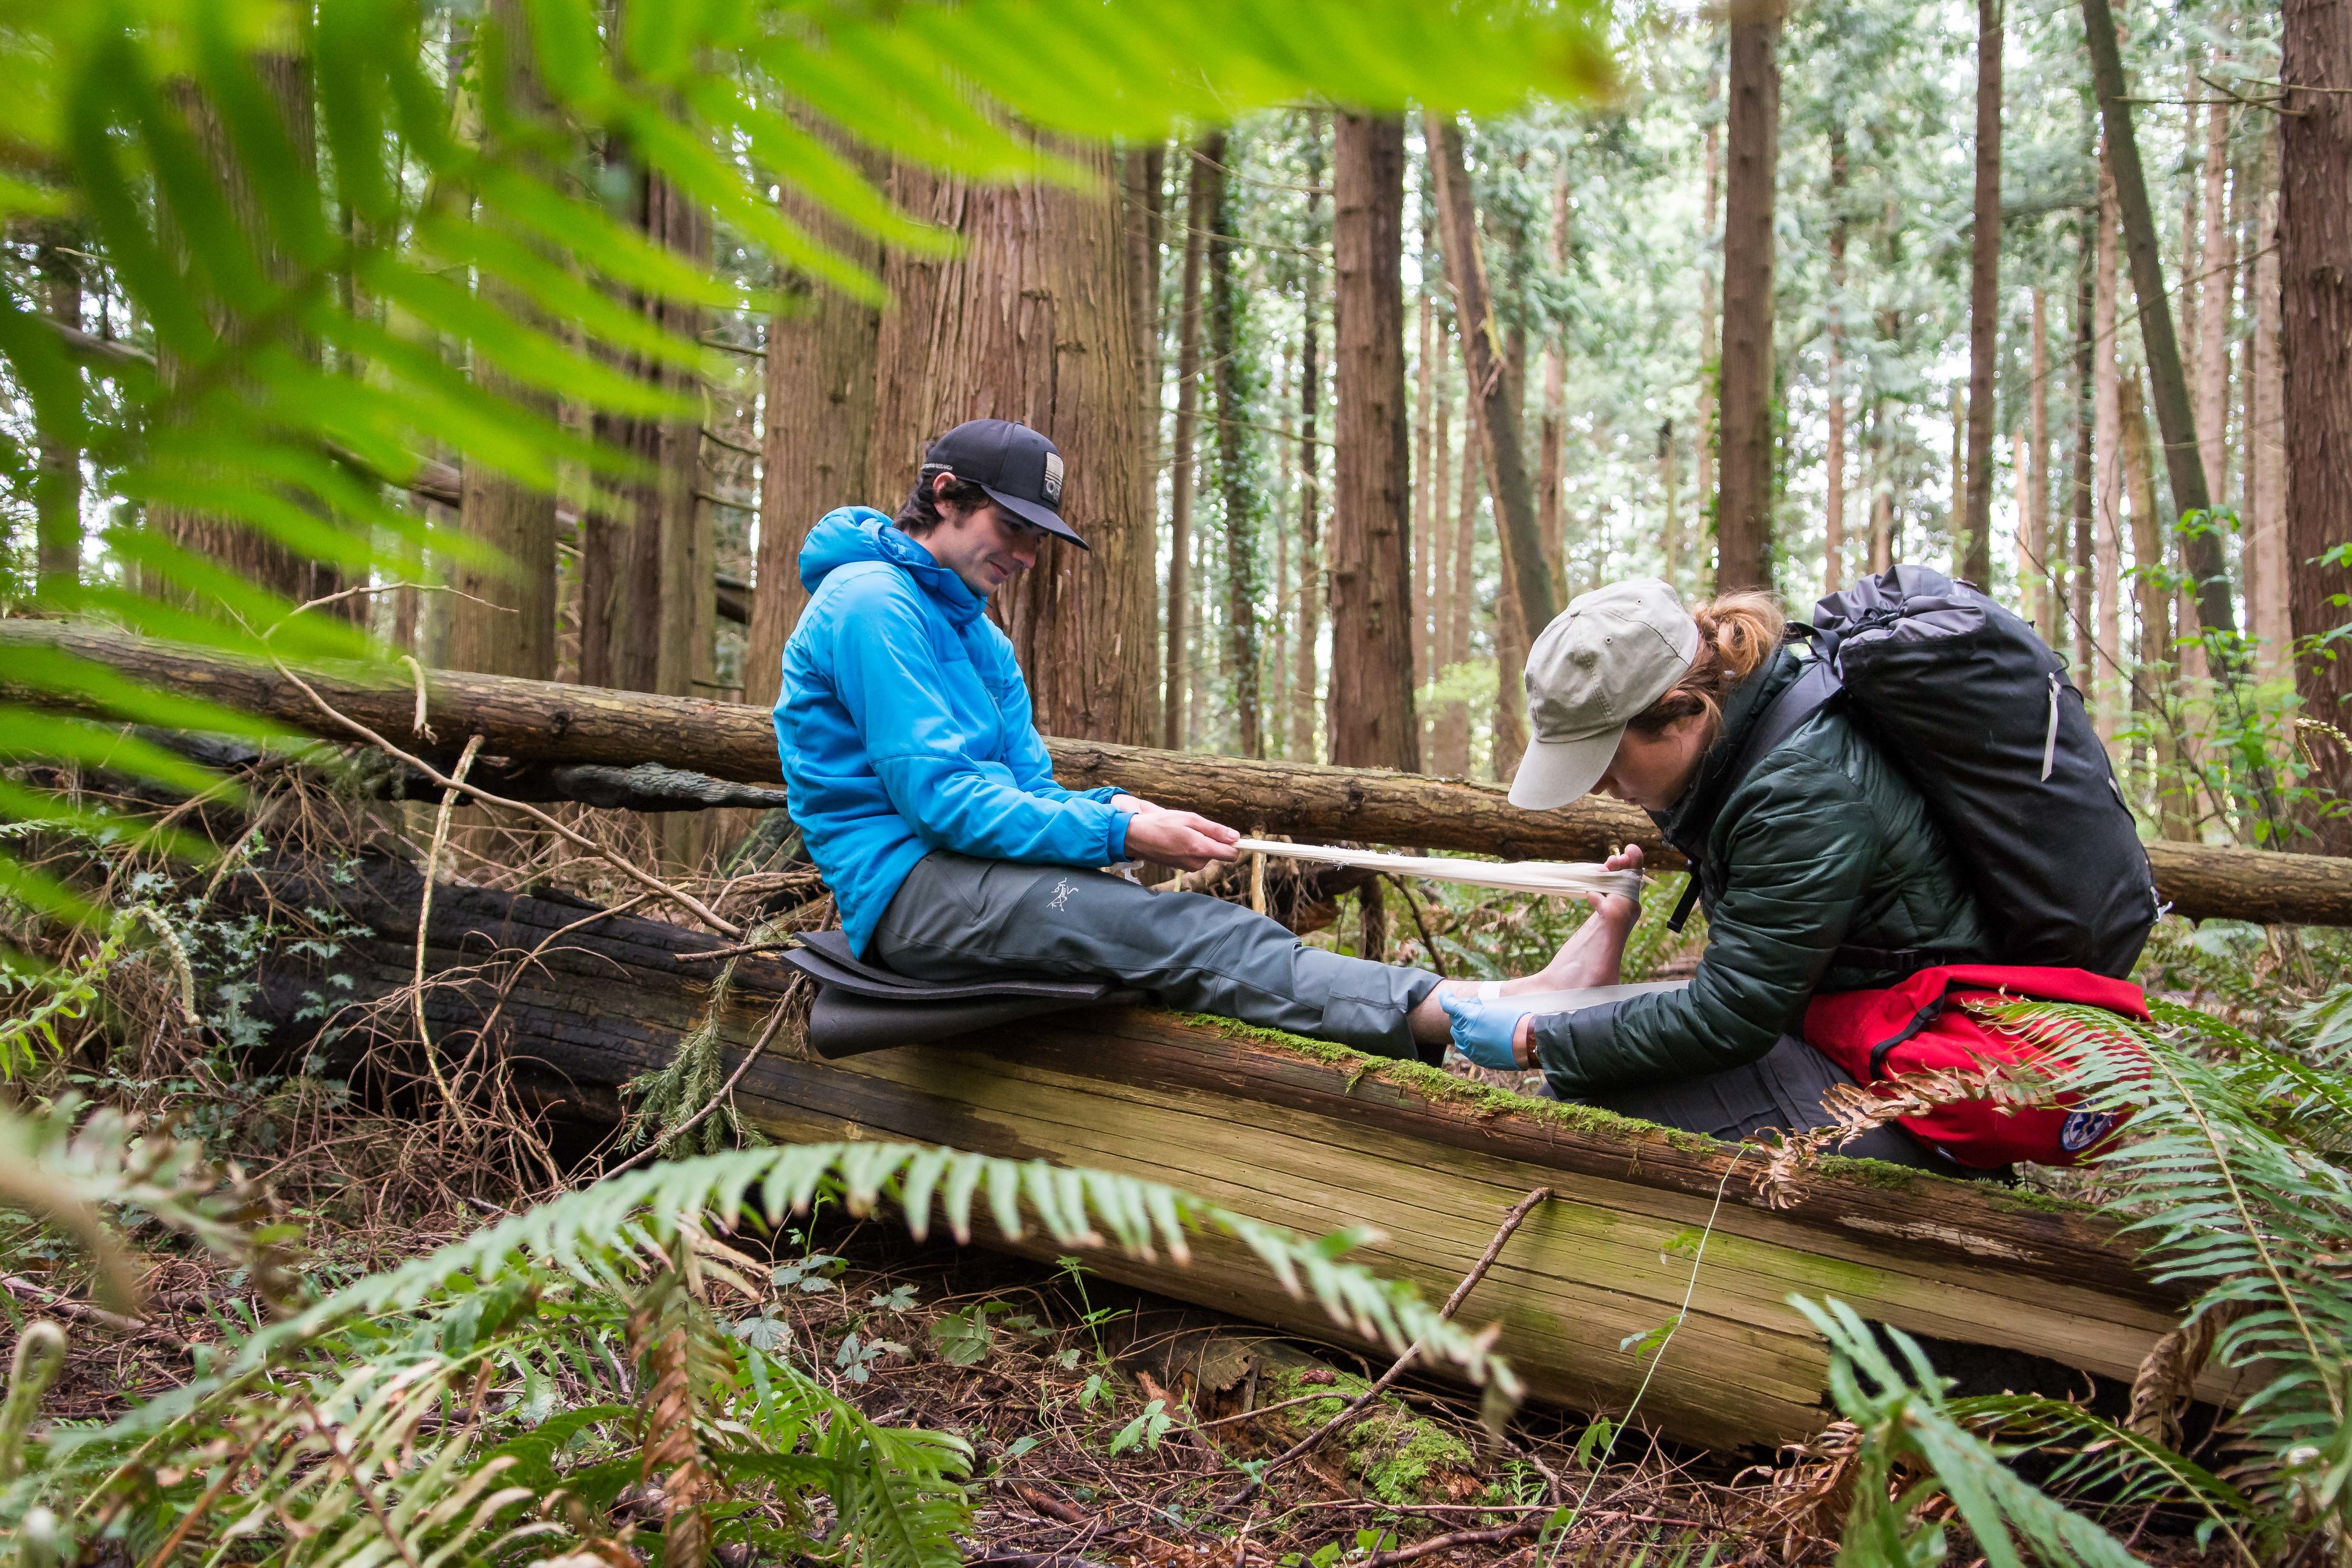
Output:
top-left (780, 930), bottom-right (1144, 1059)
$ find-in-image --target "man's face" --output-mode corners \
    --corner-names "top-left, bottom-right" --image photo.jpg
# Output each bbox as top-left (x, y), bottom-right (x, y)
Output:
top-left (927, 498), bottom-right (1047, 599)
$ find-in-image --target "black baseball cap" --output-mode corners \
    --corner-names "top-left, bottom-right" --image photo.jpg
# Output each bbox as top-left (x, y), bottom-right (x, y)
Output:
top-left (923, 419), bottom-right (1086, 551)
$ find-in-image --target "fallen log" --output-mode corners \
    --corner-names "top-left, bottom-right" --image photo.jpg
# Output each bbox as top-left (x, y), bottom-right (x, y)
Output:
top-left (13, 620), bottom-right (2352, 926)
top-left (230, 857), bottom-right (2233, 1452)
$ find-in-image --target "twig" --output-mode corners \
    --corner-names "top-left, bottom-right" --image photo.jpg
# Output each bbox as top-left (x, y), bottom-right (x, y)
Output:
top-left (266, 657), bottom-right (743, 936)
top-left (398, 655), bottom-right (434, 741)
top-left (671, 937), bottom-right (802, 963)
top-left (1, 1275), bottom-right (180, 1345)
top-left (1363, 1519), bottom-right (1543, 1568)
top-left (1207, 1186), bottom-right (1550, 1521)
top-left (1382, 873), bottom-right (1450, 979)
top-left (414, 734), bottom-right (484, 1131)
top-left (599, 995), bottom-right (792, 1177)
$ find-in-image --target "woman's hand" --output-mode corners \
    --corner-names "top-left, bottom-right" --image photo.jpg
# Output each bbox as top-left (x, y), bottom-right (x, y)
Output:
top-left (1123, 809), bottom-right (1240, 871)
top-left (1439, 990), bottom-right (1539, 1071)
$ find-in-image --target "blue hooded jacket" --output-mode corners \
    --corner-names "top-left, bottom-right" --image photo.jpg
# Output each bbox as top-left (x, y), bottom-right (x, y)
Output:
top-left (774, 508), bottom-right (1129, 955)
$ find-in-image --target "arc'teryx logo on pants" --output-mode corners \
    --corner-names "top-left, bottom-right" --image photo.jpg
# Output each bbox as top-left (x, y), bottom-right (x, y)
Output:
top-left (1048, 877), bottom-right (1076, 912)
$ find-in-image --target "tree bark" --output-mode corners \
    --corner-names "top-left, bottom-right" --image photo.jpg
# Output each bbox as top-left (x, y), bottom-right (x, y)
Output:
top-left (2073, 254), bottom-right (2098, 691)
top-left (1823, 129), bottom-right (1849, 597)
top-left (447, 0), bottom-right (559, 683)
top-left (2124, 371), bottom-right (2193, 841)
top-left (864, 138), bottom-right (1157, 745)
top-left (2282, 0), bottom-right (2352, 851)
top-left (1292, 137), bottom-right (1327, 763)
top-left (2196, 93), bottom-right (2233, 514)
top-left (1440, 434), bottom-right (1478, 777)
top-left (155, 55), bottom-right (339, 611)
top-left (1697, 66), bottom-right (1721, 571)
top-left (1961, 0), bottom-right (2002, 588)
top-left (2080, 0), bottom-right (2236, 652)
top-left (1538, 175), bottom-right (1571, 597)
top-left (1202, 135), bottom-right (1262, 759)
top-left (1123, 139), bottom-right (1166, 483)
top-left (20, 620), bottom-right (2352, 928)
top-left (2094, 154), bottom-right (2125, 744)
top-left (2250, 185), bottom-right (2290, 683)
top-left (1163, 143), bottom-right (1212, 749)
top-left (2028, 289), bottom-right (2054, 643)
top-left (1716, 10), bottom-right (1782, 593)
top-left (747, 130), bottom-right (883, 710)
top-left (1659, 421), bottom-right (1680, 593)
top-left (1412, 229), bottom-right (1437, 710)
top-left (1424, 113), bottom-right (1558, 640)
top-left (1328, 114), bottom-right (1421, 773)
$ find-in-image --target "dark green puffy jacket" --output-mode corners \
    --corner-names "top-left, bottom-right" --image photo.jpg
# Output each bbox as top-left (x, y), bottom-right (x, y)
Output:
top-left (1530, 645), bottom-right (1993, 1097)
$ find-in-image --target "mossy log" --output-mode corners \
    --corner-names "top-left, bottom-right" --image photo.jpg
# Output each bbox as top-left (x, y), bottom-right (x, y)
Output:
top-left (11, 620), bottom-right (2352, 927)
top-left (232, 860), bottom-right (2233, 1453)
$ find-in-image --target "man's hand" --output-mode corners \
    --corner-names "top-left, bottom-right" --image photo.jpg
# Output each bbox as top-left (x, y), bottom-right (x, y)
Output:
top-left (1123, 809), bottom-right (1241, 872)
top-left (1108, 793), bottom-right (1163, 816)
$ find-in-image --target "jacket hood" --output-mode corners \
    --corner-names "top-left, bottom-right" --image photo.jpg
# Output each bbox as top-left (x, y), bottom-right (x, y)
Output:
top-left (798, 507), bottom-right (987, 627)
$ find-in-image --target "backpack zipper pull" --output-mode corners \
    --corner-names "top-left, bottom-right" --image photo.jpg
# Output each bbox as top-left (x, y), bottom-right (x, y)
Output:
top-left (2041, 672), bottom-right (2061, 781)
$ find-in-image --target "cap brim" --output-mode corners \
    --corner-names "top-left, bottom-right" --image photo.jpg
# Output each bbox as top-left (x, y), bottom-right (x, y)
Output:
top-left (1507, 726), bottom-right (1624, 810)
top-left (983, 486), bottom-right (1089, 551)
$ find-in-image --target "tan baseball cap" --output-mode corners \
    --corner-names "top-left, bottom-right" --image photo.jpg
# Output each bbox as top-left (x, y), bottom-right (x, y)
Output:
top-left (1509, 578), bottom-right (1701, 810)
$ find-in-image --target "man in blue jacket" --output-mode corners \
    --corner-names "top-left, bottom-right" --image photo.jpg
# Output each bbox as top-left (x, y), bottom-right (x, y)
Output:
top-left (774, 419), bottom-right (1625, 1059)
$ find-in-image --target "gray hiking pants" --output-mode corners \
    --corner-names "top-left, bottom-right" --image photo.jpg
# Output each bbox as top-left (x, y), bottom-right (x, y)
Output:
top-left (1575, 1034), bottom-right (1943, 1170)
top-left (871, 851), bottom-right (1443, 1060)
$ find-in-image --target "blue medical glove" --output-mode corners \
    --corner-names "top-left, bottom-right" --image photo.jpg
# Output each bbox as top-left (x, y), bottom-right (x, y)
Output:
top-left (1439, 989), bottom-right (1536, 1071)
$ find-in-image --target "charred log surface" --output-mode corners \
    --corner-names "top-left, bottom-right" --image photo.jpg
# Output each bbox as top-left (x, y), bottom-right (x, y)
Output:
top-left (14, 621), bottom-right (2349, 924)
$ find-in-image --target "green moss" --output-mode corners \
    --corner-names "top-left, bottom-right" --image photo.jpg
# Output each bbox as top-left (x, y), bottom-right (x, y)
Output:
top-left (1253, 1365), bottom-right (1477, 1505)
top-left (1175, 1012), bottom-right (1750, 1155)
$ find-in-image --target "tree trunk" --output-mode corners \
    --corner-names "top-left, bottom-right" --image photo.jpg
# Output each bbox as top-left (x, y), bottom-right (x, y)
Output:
top-left (1823, 129), bottom-right (1849, 598)
top-left (2072, 255), bottom-right (2098, 691)
top-left (1203, 136), bottom-right (1262, 760)
top-left (1716, 9), bottom-right (1782, 594)
top-left (2028, 289), bottom-right (2055, 643)
top-left (32, 227), bottom-right (81, 599)
top-left (1698, 67), bottom-right (1721, 562)
top-left (1961, 0), bottom-right (2002, 588)
top-left (1538, 175), bottom-right (1571, 597)
top-left (2123, 370), bottom-right (2194, 841)
top-left (2282, 0), bottom-right (2352, 851)
top-left (1327, 113), bottom-right (1420, 773)
top-left (1292, 139), bottom-right (1327, 763)
top-left (2080, 0), bottom-right (2235, 651)
top-left (748, 131), bottom-right (883, 710)
top-left (447, 0), bottom-right (559, 683)
top-left (2094, 153), bottom-right (2125, 744)
top-left (865, 139), bottom-right (1156, 745)
top-left (1661, 420), bottom-right (1680, 594)
top-left (1163, 143), bottom-right (1212, 749)
top-left (1424, 113), bottom-right (1558, 640)
top-left (1412, 228), bottom-right (1437, 711)
top-left (155, 55), bottom-right (336, 611)
top-left (2197, 93), bottom-right (2233, 514)
top-left (1123, 139), bottom-right (1166, 481)
top-left (2251, 186), bottom-right (2290, 683)
top-left (1440, 428), bottom-right (1478, 777)
top-left (580, 173), bottom-right (709, 701)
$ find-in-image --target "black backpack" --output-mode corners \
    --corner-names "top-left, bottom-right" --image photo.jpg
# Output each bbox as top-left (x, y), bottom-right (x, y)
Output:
top-left (1691, 564), bottom-right (2158, 979)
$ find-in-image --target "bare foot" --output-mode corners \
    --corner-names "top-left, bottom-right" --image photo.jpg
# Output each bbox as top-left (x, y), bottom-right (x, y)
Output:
top-left (1509, 844), bottom-right (1645, 994)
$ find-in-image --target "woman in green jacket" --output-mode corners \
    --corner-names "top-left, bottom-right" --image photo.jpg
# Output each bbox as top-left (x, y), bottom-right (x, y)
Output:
top-left (1441, 579), bottom-right (1993, 1169)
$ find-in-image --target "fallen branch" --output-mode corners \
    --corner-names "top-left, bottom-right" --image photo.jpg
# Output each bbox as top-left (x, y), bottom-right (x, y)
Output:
top-left (414, 734), bottom-right (484, 1130)
top-left (1360, 1518), bottom-right (1543, 1568)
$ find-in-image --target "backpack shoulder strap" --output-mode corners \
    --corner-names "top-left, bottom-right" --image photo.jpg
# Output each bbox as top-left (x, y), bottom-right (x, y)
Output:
top-left (1663, 650), bottom-right (1842, 934)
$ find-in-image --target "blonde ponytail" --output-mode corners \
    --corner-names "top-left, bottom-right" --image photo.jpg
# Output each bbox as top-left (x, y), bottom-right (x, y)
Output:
top-left (1627, 590), bottom-right (1788, 738)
